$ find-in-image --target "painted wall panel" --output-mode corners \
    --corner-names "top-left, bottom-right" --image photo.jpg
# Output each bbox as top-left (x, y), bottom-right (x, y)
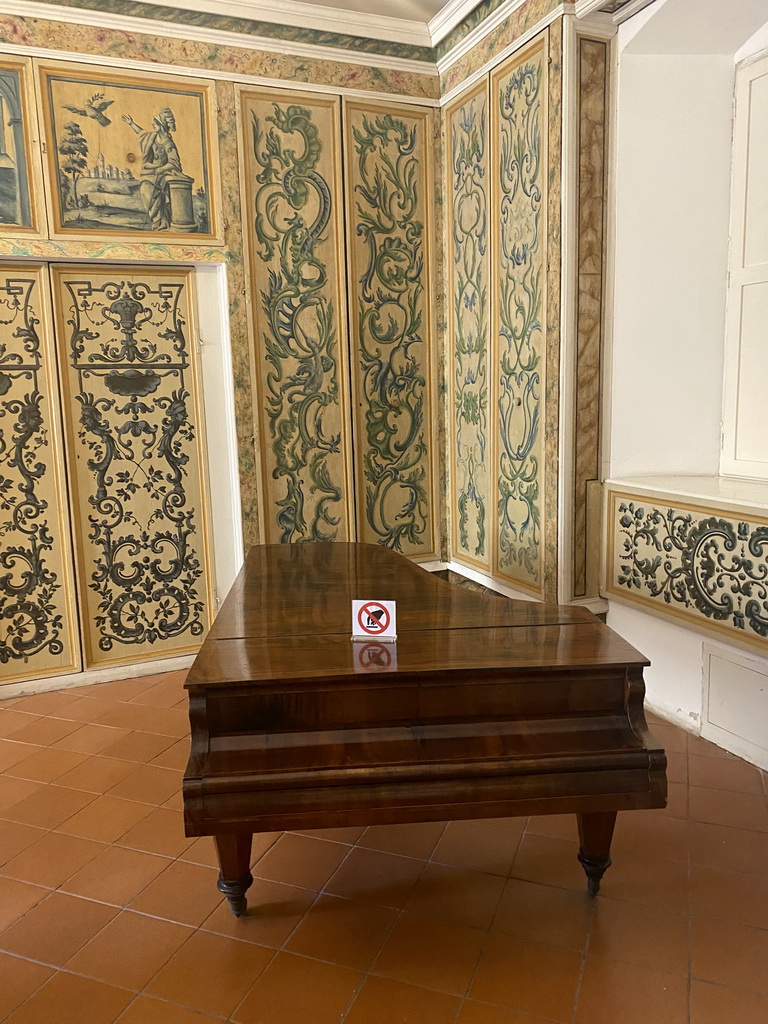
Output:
top-left (606, 489), bottom-right (768, 653)
top-left (446, 80), bottom-right (491, 572)
top-left (52, 265), bottom-right (213, 668)
top-left (239, 89), bottom-right (354, 544)
top-left (490, 39), bottom-right (547, 594)
top-left (344, 99), bottom-right (437, 558)
top-left (0, 265), bottom-right (80, 683)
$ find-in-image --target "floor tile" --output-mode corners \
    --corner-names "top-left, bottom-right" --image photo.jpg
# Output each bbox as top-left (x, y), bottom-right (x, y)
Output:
top-left (54, 696), bottom-right (120, 724)
top-left (231, 950), bottom-right (361, 1024)
top-left (116, 806), bottom-right (194, 858)
top-left (0, 819), bottom-right (46, 866)
top-left (469, 932), bottom-right (582, 1021)
top-left (100, 730), bottom-right (178, 762)
top-left (358, 821), bottom-right (447, 859)
top-left (691, 915), bottom-right (768, 992)
top-left (0, 877), bottom-right (48, 932)
top-left (509, 833), bottom-right (585, 891)
top-left (53, 723), bottom-right (131, 754)
top-left (1, 830), bottom-right (106, 888)
top-left (3, 969), bottom-right (133, 1024)
top-left (457, 1003), bottom-right (554, 1024)
top-left (66, 910), bottom-right (192, 990)
top-left (56, 756), bottom-right (139, 794)
top-left (0, 740), bottom-right (41, 772)
top-left (150, 737), bottom-right (191, 770)
top-left (255, 833), bottom-right (350, 891)
top-left (201, 877), bottom-right (317, 948)
top-left (13, 691), bottom-right (80, 717)
top-left (345, 975), bottom-right (461, 1024)
top-left (295, 825), bottom-right (367, 844)
top-left (146, 930), bottom-right (273, 1017)
top-left (9, 716), bottom-right (82, 747)
top-left (117, 997), bottom-right (223, 1023)
top-left (58, 794), bottom-right (153, 843)
top-left (323, 846), bottom-right (424, 910)
top-left (128, 860), bottom-right (224, 927)
top-left (430, 820), bottom-right (522, 876)
top-left (689, 980), bottom-right (768, 1024)
top-left (491, 877), bottom-right (593, 951)
top-left (689, 820), bottom-right (768, 876)
top-left (575, 956), bottom-right (689, 1024)
top-left (87, 677), bottom-right (160, 702)
top-left (0, 891), bottom-right (118, 965)
top-left (61, 844), bottom-right (172, 905)
top-left (106, 764), bottom-right (182, 805)
top-left (0, 775), bottom-right (42, 813)
top-left (688, 733), bottom-right (737, 759)
top-left (404, 862), bottom-right (506, 930)
top-left (3, 784), bottom-right (95, 830)
top-left (689, 752), bottom-right (764, 794)
top-left (127, 675), bottom-right (188, 709)
top-left (0, 710), bottom-right (41, 739)
top-left (525, 814), bottom-right (577, 841)
top-left (371, 911), bottom-right (485, 995)
top-left (286, 893), bottom-right (397, 971)
top-left (690, 863), bottom-right (768, 929)
top-left (609, 810), bottom-right (689, 864)
top-left (649, 722), bottom-right (688, 754)
top-left (689, 785), bottom-right (768, 832)
top-left (589, 898), bottom-right (689, 975)
top-left (0, 951), bottom-right (53, 1020)
top-left (596, 851), bottom-right (690, 913)
top-left (5, 747), bottom-right (89, 784)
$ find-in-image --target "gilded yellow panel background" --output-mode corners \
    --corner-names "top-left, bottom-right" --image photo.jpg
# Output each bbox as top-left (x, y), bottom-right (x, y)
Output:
top-left (52, 265), bottom-right (213, 668)
top-left (0, 264), bottom-right (80, 684)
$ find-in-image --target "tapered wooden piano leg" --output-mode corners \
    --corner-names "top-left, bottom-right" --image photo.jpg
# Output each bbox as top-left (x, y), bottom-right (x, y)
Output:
top-left (214, 833), bottom-right (253, 916)
top-left (576, 811), bottom-right (617, 897)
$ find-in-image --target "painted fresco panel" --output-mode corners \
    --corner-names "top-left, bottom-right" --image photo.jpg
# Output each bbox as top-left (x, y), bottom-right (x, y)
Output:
top-left (606, 490), bottom-right (768, 653)
top-left (490, 40), bottom-right (547, 593)
top-left (37, 61), bottom-right (221, 243)
top-left (239, 89), bottom-right (353, 544)
top-left (0, 265), bottom-right (80, 683)
top-left (0, 57), bottom-right (42, 235)
top-left (344, 99), bottom-right (437, 558)
top-left (446, 80), bottom-right (491, 571)
top-left (52, 265), bottom-right (213, 668)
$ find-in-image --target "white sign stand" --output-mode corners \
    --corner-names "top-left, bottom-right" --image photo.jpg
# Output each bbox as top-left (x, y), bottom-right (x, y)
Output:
top-left (351, 599), bottom-right (397, 642)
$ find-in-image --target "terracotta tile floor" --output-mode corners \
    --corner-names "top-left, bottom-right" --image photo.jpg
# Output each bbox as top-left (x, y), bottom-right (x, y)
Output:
top-left (1, 671), bottom-right (767, 1023)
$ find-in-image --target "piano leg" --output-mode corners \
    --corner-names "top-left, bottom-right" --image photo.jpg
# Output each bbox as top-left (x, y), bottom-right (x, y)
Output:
top-left (214, 833), bottom-right (254, 917)
top-left (576, 811), bottom-right (617, 896)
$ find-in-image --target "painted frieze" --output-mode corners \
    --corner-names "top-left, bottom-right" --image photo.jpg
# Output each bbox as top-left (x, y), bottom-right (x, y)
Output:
top-left (607, 491), bottom-right (768, 651)
top-left (0, 265), bottom-right (80, 683)
top-left (0, 57), bottom-right (42, 236)
top-left (446, 80), bottom-right (491, 571)
top-left (52, 265), bottom-right (212, 668)
top-left (490, 39), bottom-right (547, 593)
top-left (37, 61), bottom-right (221, 243)
top-left (344, 99), bottom-right (437, 557)
top-left (239, 89), bottom-right (353, 544)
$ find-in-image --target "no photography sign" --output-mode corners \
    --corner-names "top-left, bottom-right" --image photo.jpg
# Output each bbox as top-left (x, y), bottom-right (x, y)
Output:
top-left (351, 599), bottom-right (397, 642)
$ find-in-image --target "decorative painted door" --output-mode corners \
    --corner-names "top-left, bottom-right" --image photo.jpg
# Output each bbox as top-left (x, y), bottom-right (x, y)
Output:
top-left (0, 264), bottom-right (80, 682)
top-left (344, 98), bottom-right (438, 558)
top-left (51, 265), bottom-right (213, 669)
top-left (239, 89), bottom-right (355, 544)
top-left (445, 80), bottom-right (491, 572)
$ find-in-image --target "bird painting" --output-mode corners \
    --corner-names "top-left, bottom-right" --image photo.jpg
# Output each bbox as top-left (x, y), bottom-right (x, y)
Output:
top-left (62, 93), bottom-right (114, 126)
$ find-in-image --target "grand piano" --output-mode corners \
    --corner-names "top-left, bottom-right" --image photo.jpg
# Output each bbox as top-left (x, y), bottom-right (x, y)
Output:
top-left (183, 543), bottom-right (666, 915)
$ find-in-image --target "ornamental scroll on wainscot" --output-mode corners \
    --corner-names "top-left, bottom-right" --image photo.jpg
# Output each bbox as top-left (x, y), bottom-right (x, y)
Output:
top-left (53, 267), bottom-right (212, 668)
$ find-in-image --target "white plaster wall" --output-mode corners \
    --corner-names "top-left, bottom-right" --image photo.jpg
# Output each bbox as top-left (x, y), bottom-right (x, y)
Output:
top-left (607, 52), bottom-right (732, 478)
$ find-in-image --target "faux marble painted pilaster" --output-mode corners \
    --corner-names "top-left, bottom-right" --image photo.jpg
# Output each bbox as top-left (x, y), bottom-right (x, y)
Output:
top-left (573, 38), bottom-right (608, 598)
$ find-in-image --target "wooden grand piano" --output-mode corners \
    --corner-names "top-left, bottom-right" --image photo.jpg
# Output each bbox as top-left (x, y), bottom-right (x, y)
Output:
top-left (183, 543), bottom-right (666, 915)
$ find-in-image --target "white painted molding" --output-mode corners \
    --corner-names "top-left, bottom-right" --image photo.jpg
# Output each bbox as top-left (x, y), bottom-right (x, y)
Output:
top-left (439, 4), bottom-right (563, 106)
top-left (0, 1), bottom-right (437, 76)
top-left (124, 0), bottom-right (432, 47)
top-left (609, 0), bottom-right (657, 24)
top-left (438, 0), bottom-right (566, 78)
top-left (428, 0), bottom-right (486, 45)
top-left (575, 0), bottom-right (609, 15)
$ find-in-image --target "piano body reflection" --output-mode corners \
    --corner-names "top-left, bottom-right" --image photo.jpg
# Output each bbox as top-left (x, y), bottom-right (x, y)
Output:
top-left (183, 544), bottom-right (666, 915)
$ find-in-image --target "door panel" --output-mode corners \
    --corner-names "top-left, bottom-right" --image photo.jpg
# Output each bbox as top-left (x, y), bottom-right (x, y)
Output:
top-left (0, 264), bottom-right (80, 683)
top-left (51, 265), bottom-right (213, 668)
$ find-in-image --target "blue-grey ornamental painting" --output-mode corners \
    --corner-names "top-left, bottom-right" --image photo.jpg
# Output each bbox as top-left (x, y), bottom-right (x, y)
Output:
top-left (0, 59), bottom-right (38, 233)
top-left (38, 62), bottom-right (221, 243)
